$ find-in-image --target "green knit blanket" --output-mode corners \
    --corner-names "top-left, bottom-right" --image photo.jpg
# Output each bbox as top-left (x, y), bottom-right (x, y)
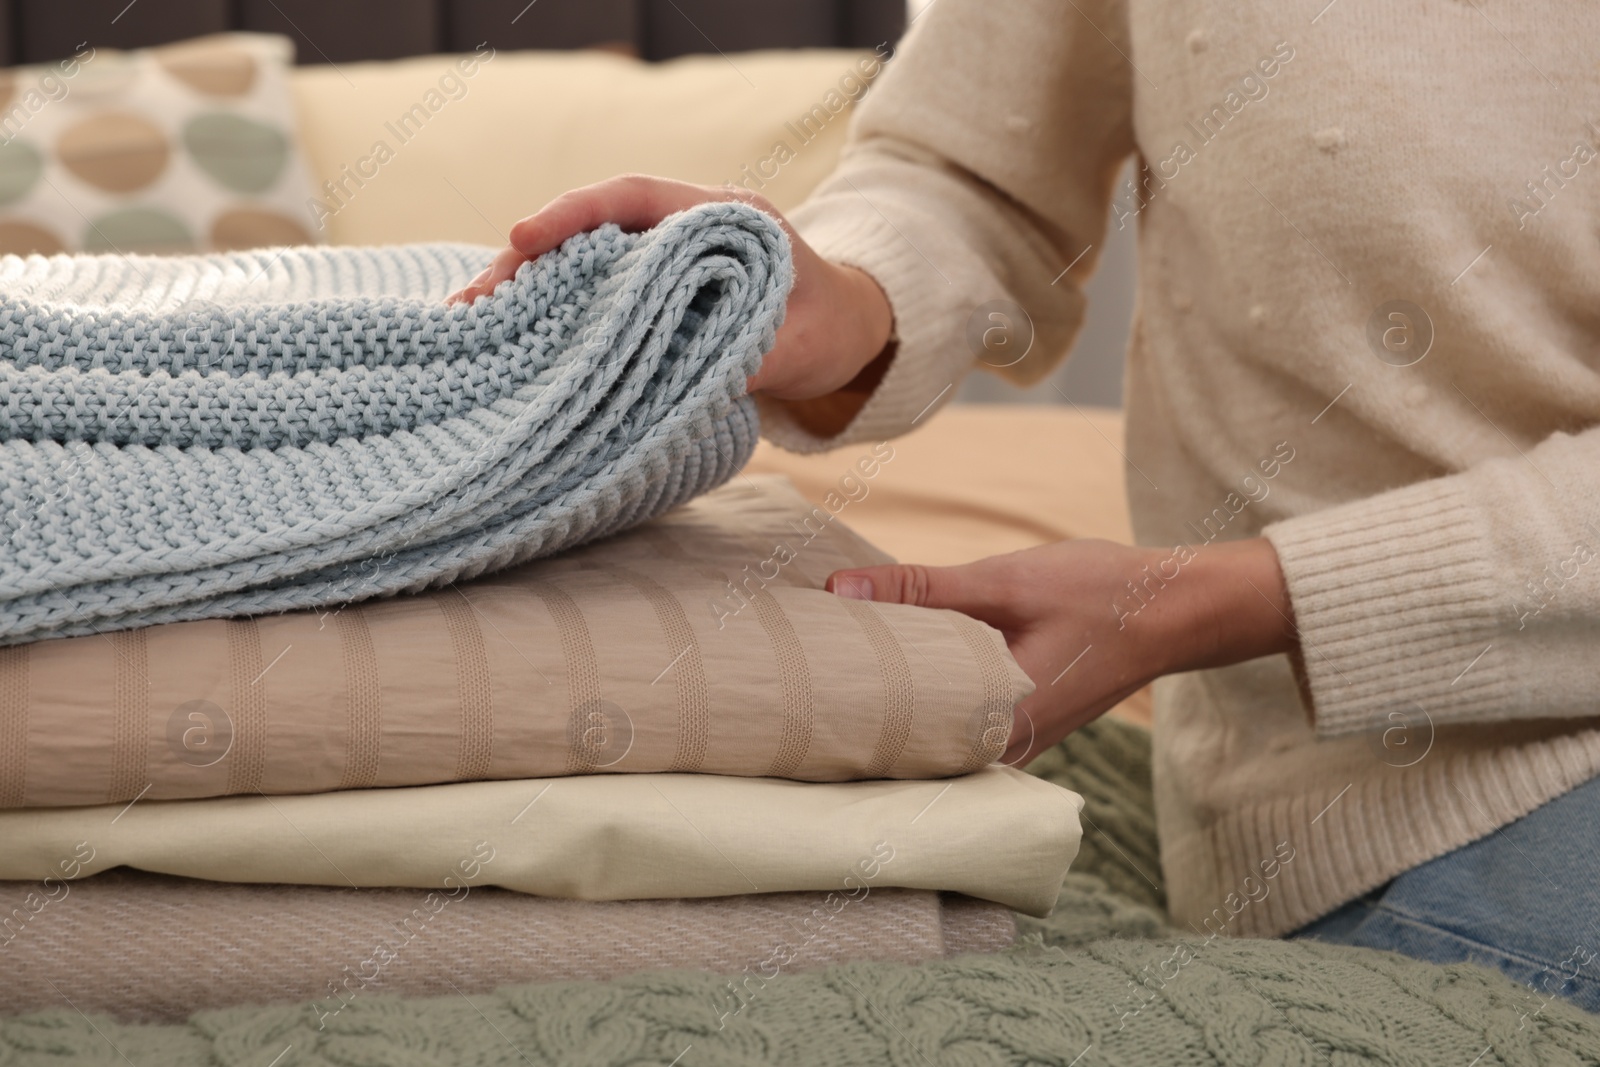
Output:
top-left (7, 720), bottom-right (1598, 1065)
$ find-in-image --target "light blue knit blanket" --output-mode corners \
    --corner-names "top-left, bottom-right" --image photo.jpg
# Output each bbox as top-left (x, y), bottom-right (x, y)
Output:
top-left (0, 202), bottom-right (791, 645)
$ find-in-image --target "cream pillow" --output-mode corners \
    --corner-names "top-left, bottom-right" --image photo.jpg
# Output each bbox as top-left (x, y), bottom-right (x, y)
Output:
top-left (0, 33), bottom-right (323, 254)
top-left (0, 476), bottom-right (1030, 808)
top-left (290, 48), bottom-right (884, 245)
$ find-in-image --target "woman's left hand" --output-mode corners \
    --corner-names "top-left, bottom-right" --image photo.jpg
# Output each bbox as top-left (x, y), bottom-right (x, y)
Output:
top-left (826, 536), bottom-right (1297, 765)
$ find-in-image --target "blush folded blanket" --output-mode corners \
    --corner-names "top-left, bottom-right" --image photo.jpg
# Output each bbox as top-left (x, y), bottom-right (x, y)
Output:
top-left (0, 870), bottom-right (1014, 1023)
top-left (0, 202), bottom-right (791, 645)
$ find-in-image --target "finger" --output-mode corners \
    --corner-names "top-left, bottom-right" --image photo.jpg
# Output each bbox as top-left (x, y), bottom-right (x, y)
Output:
top-left (452, 246), bottom-right (529, 305)
top-left (509, 176), bottom-right (751, 260)
top-left (825, 563), bottom-right (981, 612)
top-left (445, 265), bottom-right (493, 305)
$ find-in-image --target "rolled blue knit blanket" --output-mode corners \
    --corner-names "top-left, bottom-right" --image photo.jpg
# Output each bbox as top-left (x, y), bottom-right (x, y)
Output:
top-left (0, 202), bottom-right (792, 645)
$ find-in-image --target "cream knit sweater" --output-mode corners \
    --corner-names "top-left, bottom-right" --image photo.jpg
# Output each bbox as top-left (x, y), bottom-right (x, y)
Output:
top-left (763, 0), bottom-right (1600, 937)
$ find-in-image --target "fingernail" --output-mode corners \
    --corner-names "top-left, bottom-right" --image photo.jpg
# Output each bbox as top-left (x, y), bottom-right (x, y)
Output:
top-left (832, 575), bottom-right (873, 601)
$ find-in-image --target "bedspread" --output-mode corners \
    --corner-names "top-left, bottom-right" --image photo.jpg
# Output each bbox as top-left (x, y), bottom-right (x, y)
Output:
top-left (7, 722), bottom-right (1598, 1064)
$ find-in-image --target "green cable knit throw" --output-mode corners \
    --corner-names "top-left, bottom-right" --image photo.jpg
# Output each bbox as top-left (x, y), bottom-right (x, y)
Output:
top-left (6, 721), bottom-right (1599, 1065)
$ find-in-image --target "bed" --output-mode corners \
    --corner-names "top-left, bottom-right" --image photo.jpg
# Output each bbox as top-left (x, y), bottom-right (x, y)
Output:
top-left (5, 399), bottom-right (1589, 1062)
top-left (7, 716), bottom-right (1594, 1063)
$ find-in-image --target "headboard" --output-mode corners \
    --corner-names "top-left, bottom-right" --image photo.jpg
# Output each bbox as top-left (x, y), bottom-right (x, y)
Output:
top-left (0, 0), bottom-right (906, 67)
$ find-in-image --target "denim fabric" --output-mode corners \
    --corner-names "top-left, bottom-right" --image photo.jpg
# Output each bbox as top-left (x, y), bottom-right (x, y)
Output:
top-left (1292, 772), bottom-right (1600, 1015)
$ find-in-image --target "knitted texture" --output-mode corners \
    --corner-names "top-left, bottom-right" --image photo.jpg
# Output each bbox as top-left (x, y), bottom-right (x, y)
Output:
top-left (9, 940), bottom-right (1598, 1066)
top-left (0, 202), bottom-right (791, 645)
top-left (767, 0), bottom-right (1600, 942)
top-left (9, 721), bottom-right (1599, 1064)
top-left (1025, 716), bottom-right (1165, 916)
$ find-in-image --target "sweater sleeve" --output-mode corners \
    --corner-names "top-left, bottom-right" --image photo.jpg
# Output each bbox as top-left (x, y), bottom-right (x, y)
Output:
top-left (1264, 425), bottom-right (1600, 738)
top-left (758, 0), bottom-right (1137, 452)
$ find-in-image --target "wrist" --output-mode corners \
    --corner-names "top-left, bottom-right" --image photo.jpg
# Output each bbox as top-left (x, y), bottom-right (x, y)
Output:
top-left (771, 262), bottom-right (895, 439)
top-left (830, 262), bottom-right (895, 385)
top-left (779, 347), bottom-right (895, 439)
top-left (1155, 537), bottom-right (1297, 675)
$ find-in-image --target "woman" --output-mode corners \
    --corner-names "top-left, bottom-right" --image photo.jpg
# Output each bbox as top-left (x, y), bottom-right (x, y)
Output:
top-left (452, 0), bottom-right (1600, 1010)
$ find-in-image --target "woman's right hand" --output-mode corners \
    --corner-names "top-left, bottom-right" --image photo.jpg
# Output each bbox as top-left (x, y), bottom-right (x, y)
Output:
top-left (445, 175), bottom-right (895, 403)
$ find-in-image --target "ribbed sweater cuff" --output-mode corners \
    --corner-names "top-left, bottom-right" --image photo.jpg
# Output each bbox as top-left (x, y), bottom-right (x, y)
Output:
top-left (758, 210), bottom-right (975, 453)
top-left (1263, 477), bottom-right (1511, 738)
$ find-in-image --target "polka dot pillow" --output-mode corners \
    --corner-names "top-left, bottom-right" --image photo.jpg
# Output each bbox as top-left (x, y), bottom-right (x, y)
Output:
top-left (0, 33), bottom-right (324, 255)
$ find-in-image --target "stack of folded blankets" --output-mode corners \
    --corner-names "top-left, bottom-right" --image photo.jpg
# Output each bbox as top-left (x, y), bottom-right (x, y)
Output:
top-left (0, 203), bottom-right (1083, 1022)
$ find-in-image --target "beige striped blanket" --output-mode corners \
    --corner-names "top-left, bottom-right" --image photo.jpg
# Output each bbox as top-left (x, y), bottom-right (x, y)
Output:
top-left (0, 477), bottom-right (1030, 807)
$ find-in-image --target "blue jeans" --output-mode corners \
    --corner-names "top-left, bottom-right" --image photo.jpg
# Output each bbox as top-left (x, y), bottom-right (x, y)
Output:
top-left (1291, 771), bottom-right (1600, 1014)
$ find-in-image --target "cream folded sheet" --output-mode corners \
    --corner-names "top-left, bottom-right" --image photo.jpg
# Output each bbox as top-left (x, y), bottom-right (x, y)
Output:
top-left (0, 764), bottom-right (1082, 917)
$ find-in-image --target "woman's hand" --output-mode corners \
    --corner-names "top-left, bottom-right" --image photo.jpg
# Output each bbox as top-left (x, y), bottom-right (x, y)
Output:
top-left (826, 537), bottom-right (1297, 765)
top-left (445, 175), bottom-right (894, 402)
